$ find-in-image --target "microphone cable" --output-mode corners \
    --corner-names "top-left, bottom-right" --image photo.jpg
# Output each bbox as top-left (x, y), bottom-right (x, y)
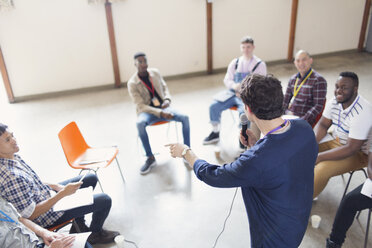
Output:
top-left (124, 238), bottom-right (139, 248)
top-left (212, 187), bottom-right (239, 248)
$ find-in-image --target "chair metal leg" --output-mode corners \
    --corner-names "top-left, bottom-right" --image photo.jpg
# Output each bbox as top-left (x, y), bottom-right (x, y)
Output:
top-left (72, 219), bottom-right (81, 233)
top-left (361, 168), bottom-right (368, 179)
top-left (115, 157), bottom-right (125, 184)
top-left (93, 170), bottom-right (104, 193)
top-left (229, 109), bottom-right (237, 124)
top-left (364, 209), bottom-right (371, 248)
top-left (357, 210), bottom-right (362, 219)
top-left (342, 171), bottom-right (354, 200)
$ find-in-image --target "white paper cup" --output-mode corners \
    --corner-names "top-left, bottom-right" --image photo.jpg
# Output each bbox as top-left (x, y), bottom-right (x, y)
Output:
top-left (214, 147), bottom-right (221, 159)
top-left (311, 215), bottom-right (321, 228)
top-left (114, 235), bottom-right (125, 248)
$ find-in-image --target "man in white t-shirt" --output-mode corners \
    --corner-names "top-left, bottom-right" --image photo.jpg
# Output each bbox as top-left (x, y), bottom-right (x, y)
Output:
top-left (313, 71), bottom-right (372, 198)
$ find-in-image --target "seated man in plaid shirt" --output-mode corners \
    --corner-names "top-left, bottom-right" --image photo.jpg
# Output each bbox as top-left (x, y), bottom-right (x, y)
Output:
top-left (0, 123), bottom-right (119, 245)
top-left (283, 50), bottom-right (327, 127)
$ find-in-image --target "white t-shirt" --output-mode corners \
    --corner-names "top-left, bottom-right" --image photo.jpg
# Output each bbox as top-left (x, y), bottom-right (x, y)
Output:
top-left (323, 95), bottom-right (372, 154)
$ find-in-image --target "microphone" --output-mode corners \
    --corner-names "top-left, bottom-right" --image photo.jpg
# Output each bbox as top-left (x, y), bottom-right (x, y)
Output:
top-left (240, 114), bottom-right (249, 142)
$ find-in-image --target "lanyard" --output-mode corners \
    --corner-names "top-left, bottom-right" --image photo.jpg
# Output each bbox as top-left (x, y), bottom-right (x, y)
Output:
top-left (0, 210), bottom-right (17, 224)
top-left (265, 119), bottom-right (288, 137)
top-left (293, 69), bottom-right (313, 98)
top-left (337, 96), bottom-right (360, 131)
top-left (140, 77), bottom-right (155, 96)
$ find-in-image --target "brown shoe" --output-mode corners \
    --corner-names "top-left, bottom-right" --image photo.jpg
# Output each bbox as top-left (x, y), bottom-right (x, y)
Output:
top-left (87, 229), bottom-right (120, 244)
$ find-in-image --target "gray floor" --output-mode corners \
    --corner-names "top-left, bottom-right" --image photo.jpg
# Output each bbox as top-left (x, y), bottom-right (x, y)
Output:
top-left (1, 51), bottom-right (372, 248)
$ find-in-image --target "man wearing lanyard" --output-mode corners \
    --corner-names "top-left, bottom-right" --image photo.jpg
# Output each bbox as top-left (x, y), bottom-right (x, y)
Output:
top-left (203, 36), bottom-right (267, 146)
top-left (283, 50), bottom-right (327, 127)
top-left (313, 71), bottom-right (372, 198)
top-left (0, 123), bottom-right (120, 245)
top-left (167, 74), bottom-right (318, 248)
top-left (128, 52), bottom-right (190, 175)
top-left (0, 197), bottom-right (92, 248)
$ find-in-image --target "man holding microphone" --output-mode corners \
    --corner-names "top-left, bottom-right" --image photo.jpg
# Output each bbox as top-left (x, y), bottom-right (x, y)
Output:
top-left (167, 74), bottom-right (318, 247)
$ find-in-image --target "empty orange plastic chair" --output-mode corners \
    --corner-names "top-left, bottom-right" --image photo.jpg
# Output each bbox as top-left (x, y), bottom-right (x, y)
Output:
top-left (58, 122), bottom-right (125, 192)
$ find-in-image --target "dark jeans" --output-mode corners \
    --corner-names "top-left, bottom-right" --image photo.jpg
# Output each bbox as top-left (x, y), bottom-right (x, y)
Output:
top-left (330, 183), bottom-right (372, 245)
top-left (137, 107), bottom-right (190, 157)
top-left (48, 174), bottom-right (112, 233)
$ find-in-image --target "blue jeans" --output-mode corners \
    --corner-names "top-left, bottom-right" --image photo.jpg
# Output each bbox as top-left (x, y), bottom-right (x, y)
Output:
top-left (48, 174), bottom-right (112, 233)
top-left (209, 95), bottom-right (246, 126)
top-left (137, 107), bottom-right (190, 157)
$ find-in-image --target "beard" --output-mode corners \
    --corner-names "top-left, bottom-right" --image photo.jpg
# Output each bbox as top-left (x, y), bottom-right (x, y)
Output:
top-left (336, 93), bottom-right (354, 104)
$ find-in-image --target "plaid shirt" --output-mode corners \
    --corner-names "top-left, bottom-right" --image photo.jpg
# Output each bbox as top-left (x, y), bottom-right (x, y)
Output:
top-left (0, 154), bottom-right (63, 227)
top-left (283, 69), bottom-right (327, 126)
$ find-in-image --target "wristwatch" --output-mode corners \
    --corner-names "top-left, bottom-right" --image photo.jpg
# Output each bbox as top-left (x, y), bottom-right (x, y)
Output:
top-left (182, 146), bottom-right (191, 158)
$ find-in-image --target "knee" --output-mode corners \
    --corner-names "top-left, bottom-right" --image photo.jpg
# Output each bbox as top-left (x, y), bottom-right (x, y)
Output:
top-left (209, 101), bottom-right (220, 112)
top-left (340, 190), bottom-right (360, 210)
top-left (94, 193), bottom-right (112, 210)
top-left (83, 173), bottom-right (98, 188)
top-left (136, 119), bottom-right (147, 130)
top-left (181, 115), bottom-right (189, 124)
top-left (314, 162), bottom-right (330, 179)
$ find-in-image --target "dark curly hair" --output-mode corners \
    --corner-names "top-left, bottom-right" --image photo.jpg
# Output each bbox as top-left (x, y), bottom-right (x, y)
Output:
top-left (0, 123), bottom-right (8, 136)
top-left (239, 74), bottom-right (284, 120)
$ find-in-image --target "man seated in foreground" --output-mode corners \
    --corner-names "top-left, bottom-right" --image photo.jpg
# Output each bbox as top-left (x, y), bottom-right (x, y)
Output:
top-left (0, 123), bottom-right (119, 244)
top-left (326, 150), bottom-right (372, 248)
top-left (167, 74), bottom-right (318, 247)
top-left (0, 196), bottom-right (93, 248)
top-left (313, 72), bottom-right (372, 198)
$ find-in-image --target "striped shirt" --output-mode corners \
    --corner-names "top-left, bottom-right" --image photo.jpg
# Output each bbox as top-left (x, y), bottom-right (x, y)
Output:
top-left (0, 155), bottom-right (63, 227)
top-left (283, 69), bottom-right (327, 126)
top-left (323, 95), bottom-right (372, 154)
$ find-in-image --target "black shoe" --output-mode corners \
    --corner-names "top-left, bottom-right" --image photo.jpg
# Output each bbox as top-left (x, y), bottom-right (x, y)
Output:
top-left (69, 220), bottom-right (90, 234)
top-left (326, 238), bottom-right (341, 248)
top-left (87, 229), bottom-right (120, 244)
top-left (140, 156), bottom-right (156, 175)
top-left (203, 132), bottom-right (220, 145)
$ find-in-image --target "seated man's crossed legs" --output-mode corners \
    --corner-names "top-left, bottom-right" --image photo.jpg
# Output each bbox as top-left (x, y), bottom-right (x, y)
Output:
top-left (313, 139), bottom-right (368, 198)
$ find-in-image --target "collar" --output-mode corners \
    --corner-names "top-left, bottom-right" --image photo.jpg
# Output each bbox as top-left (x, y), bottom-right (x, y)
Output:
top-left (339, 94), bottom-right (360, 112)
top-left (135, 70), bottom-right (154, 84)
top-left (296, 68), bottom-right (313, 80)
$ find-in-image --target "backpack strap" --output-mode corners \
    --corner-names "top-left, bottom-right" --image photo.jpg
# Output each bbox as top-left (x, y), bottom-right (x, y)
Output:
top-left (234, 57), bottom-right (239, 71)
top-left (252, 60), bottom-right (262, 72)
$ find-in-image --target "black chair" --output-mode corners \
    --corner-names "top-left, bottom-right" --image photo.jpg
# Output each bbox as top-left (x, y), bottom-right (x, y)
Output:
top-left (341, 168), bottom-right (368, 199)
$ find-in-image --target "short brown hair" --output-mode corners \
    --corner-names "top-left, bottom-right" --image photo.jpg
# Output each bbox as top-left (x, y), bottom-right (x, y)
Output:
top-left (241, 36), bottom-right (254, 45)
top-left (239, 74), bottom-right (284, 120)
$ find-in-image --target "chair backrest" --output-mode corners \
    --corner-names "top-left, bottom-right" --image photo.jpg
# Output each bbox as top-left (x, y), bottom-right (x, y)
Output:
top-left (58, 122), bottom-right (89, 168)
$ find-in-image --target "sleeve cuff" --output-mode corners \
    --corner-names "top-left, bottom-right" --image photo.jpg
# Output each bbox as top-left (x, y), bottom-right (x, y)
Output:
top-left (20, 201), bottom-right (36, 218)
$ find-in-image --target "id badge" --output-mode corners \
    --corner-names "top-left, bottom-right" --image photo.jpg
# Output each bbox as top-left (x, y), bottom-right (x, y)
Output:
top-left (152, 97), bottom-right (161, 107)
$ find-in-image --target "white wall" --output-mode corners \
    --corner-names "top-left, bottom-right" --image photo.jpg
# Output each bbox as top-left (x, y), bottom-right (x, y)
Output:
top-left (0, 0), bottom-right (113, 97)
top-left (294, 0), bottom-right (365, 55)
top-left (113, 0), bottom-right (206, 81)
top-left (0, 0), bottom-right (368, 98)
top-left (213, 0), bottom-right (291, 69)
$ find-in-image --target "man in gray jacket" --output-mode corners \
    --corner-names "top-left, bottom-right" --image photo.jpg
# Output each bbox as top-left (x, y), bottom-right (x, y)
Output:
top-left (128, 52), bottom-right (190, 175)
